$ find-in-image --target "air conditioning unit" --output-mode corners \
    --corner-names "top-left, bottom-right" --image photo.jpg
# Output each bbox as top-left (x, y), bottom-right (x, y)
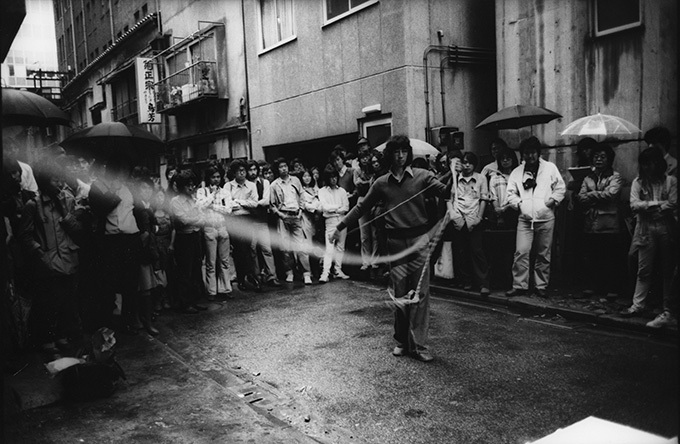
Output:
top-left (430, 126), bottom-right (458, 150)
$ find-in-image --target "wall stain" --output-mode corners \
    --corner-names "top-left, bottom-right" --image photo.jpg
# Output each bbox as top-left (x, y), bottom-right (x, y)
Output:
top-left (591, 32), bottom-right (642, 105)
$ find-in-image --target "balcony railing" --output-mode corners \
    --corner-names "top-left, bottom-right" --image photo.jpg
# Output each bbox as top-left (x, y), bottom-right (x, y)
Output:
top-left (155, 60), bottom-right (218, 112)
top-left (111, 98), bottom-right (139, 123)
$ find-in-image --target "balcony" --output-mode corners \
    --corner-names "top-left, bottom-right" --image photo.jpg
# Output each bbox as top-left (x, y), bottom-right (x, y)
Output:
top-left (155, 60), bottom-right (218, 114)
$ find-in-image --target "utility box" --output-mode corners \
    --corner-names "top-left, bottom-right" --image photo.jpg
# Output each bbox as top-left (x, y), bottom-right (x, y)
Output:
top-left (430, 126), bottom-right (458, 151)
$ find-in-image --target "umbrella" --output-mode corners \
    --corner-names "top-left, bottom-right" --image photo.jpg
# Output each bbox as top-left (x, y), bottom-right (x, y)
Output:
top-left (560, 113), bottom-right (641, 138)
top-left (60, 121), bottom-right (164, 161)
top-left (2, 87), bottom-right (71, 127)
top-left (374, 138), bottom-right (440, 158)
top-left (475, 105), bottom-right (562, 130)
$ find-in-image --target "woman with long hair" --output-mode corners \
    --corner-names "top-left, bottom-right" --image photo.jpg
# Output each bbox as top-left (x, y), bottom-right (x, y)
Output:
top-left (299, 169), bottom-right (321, 277)
top-left (621, 147), bottom-right (677, 327)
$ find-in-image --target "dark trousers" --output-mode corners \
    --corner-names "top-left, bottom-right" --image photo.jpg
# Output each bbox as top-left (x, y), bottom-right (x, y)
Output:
top-left (174, 231), bottom-right (203, 308)
top-left (231, 223), bottom-right (257, 283)
top-left (452, 224), bottom-right (490, 289)
top-left (92, 233), bottom-right (141, 331)
top-left (30, 274), bottom-right (80, 345)
top-left (387, 234), bottom-right (431, 352)
top-left (582, 232), bottom-right (629, 295)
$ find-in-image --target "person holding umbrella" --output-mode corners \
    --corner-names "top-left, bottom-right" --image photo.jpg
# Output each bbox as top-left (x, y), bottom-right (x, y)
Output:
top-left (505, 136), bottom-right (566, 298)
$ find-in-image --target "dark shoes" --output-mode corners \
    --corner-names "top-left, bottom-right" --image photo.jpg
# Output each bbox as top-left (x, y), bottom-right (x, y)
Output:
top-left (267, 278), bottom-right (283, 287)
top-left (240, 275), bottom-right (263, 292)
top-left (533, 288), bottom-right (548, 298)
top-left (505, 288), bottom-right (527, 297)
top-left (179, 306), bottom-right (200, 314)
top-left (619, 306), bottom-right (643, 317)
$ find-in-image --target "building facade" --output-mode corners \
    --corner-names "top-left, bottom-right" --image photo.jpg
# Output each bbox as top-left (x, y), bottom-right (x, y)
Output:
top-left (495, 0), bottom-right (678, 185)
top-left (243, 0), bottom-right (497, 165)
top-left (54, 0), bottom-right (249, 179)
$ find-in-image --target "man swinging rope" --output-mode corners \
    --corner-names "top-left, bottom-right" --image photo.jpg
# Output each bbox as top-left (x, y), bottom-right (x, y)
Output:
top-left (331, 135), bottom-right (459, 362)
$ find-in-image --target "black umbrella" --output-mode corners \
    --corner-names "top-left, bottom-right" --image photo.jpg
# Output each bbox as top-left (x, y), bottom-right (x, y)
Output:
top-left (2, 87), bottom-right (71, 127)
top-left (60, 121), bottom-right (164, 162)
top-left (475, 105), bottom-right (561, 130)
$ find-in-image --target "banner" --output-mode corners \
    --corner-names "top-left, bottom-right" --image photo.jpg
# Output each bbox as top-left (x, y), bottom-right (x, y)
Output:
top-left (135, 57), bottom-right (159, 124)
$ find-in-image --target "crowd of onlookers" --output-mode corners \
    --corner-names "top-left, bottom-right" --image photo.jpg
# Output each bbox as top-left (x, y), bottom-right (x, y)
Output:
top-left (1, 126), bottom-right (677, 362)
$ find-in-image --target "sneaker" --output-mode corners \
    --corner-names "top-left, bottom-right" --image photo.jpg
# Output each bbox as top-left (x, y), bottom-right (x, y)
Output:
top-left (285, 272), bottom-right (294, 283)
top-left (333, 270), bottom-right (350, 280)
top-left (619, 306), bottom-right (643, 317)
top-left (319, 273), bottom-right (329, 283)
top-left (304, 274), bottom-right (313, 285)
top-left (392, 345), bottom-right (406, 357)
top-left (646, 311), bottom-right (677, 328)
top-left (412, 350), bottom-right (434, 362)
top-left (360, 265), bottom-right (370, 271)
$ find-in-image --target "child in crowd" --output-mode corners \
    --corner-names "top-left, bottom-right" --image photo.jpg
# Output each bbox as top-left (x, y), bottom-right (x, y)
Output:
top-left (448, 152), bottom-right (490, 296)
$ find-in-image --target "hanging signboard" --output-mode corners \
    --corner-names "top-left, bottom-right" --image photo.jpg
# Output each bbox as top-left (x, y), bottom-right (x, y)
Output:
top-left (135, 57), bottom-right (159, 124)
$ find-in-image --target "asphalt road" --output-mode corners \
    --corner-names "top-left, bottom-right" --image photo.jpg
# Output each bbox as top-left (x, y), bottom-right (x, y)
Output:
top-left (164, 279), bottom-right (679, 443)
top-left (5, 279), bottom-right (678, 443)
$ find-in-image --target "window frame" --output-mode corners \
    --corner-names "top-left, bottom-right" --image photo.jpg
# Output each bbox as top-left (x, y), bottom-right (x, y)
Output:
top-left (593, 0), bottom-right (642, 37)
top-left (322, 0), bottom-right (378, 28)
top-left (257, 0), bottom-right (297, 55)
top-left (359, 114), bottom-right (392, 149)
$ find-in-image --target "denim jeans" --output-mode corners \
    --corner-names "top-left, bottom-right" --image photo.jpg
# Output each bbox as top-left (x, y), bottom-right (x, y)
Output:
top-left (203, 225), bottom-right (231, 295)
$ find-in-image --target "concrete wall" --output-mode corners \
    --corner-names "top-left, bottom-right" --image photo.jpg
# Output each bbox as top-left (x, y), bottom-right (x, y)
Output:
top-left (245, 0), bottom-right (497, 160)
top-left (495, 0), bottom-right (678, 184)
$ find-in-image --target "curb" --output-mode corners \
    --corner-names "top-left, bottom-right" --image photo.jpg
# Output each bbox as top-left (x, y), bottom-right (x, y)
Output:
top-left (430, 284), bottom-right (679, 340)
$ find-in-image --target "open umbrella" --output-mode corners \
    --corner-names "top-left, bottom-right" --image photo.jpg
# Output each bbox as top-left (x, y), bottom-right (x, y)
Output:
top-left (60, 121), bottom-right (164, 162)
top-left (374, 138), bottom-right (440, 158)
top-left (560, 113), bottom-right (641, 138)
top-left (475, 105), bottom-right (562, 130)
top-left (2, 87), bottom-right (71, 127)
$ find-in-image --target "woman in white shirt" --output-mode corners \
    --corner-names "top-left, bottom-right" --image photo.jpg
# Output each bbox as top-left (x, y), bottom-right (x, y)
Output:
top-left (318, 164), bottom-right (350, 283)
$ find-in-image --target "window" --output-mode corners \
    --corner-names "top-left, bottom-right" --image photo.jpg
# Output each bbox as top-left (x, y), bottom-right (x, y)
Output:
top-left (134, 10), bottom-right (140, 22)
top-left (142, 3), bottom-right (148, 16)
top-left (259, 0), bottom-right (295, 50)
top-left (325, 0), bottom-right (375, 22)
top-left (360, 115), bottom-right (392, 149)
top-left (594, 0), bottom-right (641, 37)
top-left (111, 68), bottom-right (138, 124)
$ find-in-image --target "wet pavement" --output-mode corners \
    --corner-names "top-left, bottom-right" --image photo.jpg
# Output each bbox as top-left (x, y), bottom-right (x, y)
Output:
top-left (3, 276), bottom-right (678, 443)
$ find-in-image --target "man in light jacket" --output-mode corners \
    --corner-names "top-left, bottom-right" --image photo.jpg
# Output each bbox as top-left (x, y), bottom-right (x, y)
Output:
top-left (505, 136), bottom-right (565, 298)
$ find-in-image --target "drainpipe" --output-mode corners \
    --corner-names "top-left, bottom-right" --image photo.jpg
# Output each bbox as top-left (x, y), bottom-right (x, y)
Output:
top-left (423, 45), bottom-right (451, 144)
top-left (241, 0), bottom-right (253, 160)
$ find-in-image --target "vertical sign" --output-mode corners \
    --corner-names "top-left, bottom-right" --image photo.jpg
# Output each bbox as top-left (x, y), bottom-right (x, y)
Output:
top-left (136, 57), bottom-right (159, 124)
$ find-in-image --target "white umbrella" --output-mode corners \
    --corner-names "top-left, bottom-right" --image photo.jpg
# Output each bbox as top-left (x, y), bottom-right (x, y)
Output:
top-left (374, 138), bottom-right (440, 158)
top-left (560, 113), bottom-right (641, 137)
